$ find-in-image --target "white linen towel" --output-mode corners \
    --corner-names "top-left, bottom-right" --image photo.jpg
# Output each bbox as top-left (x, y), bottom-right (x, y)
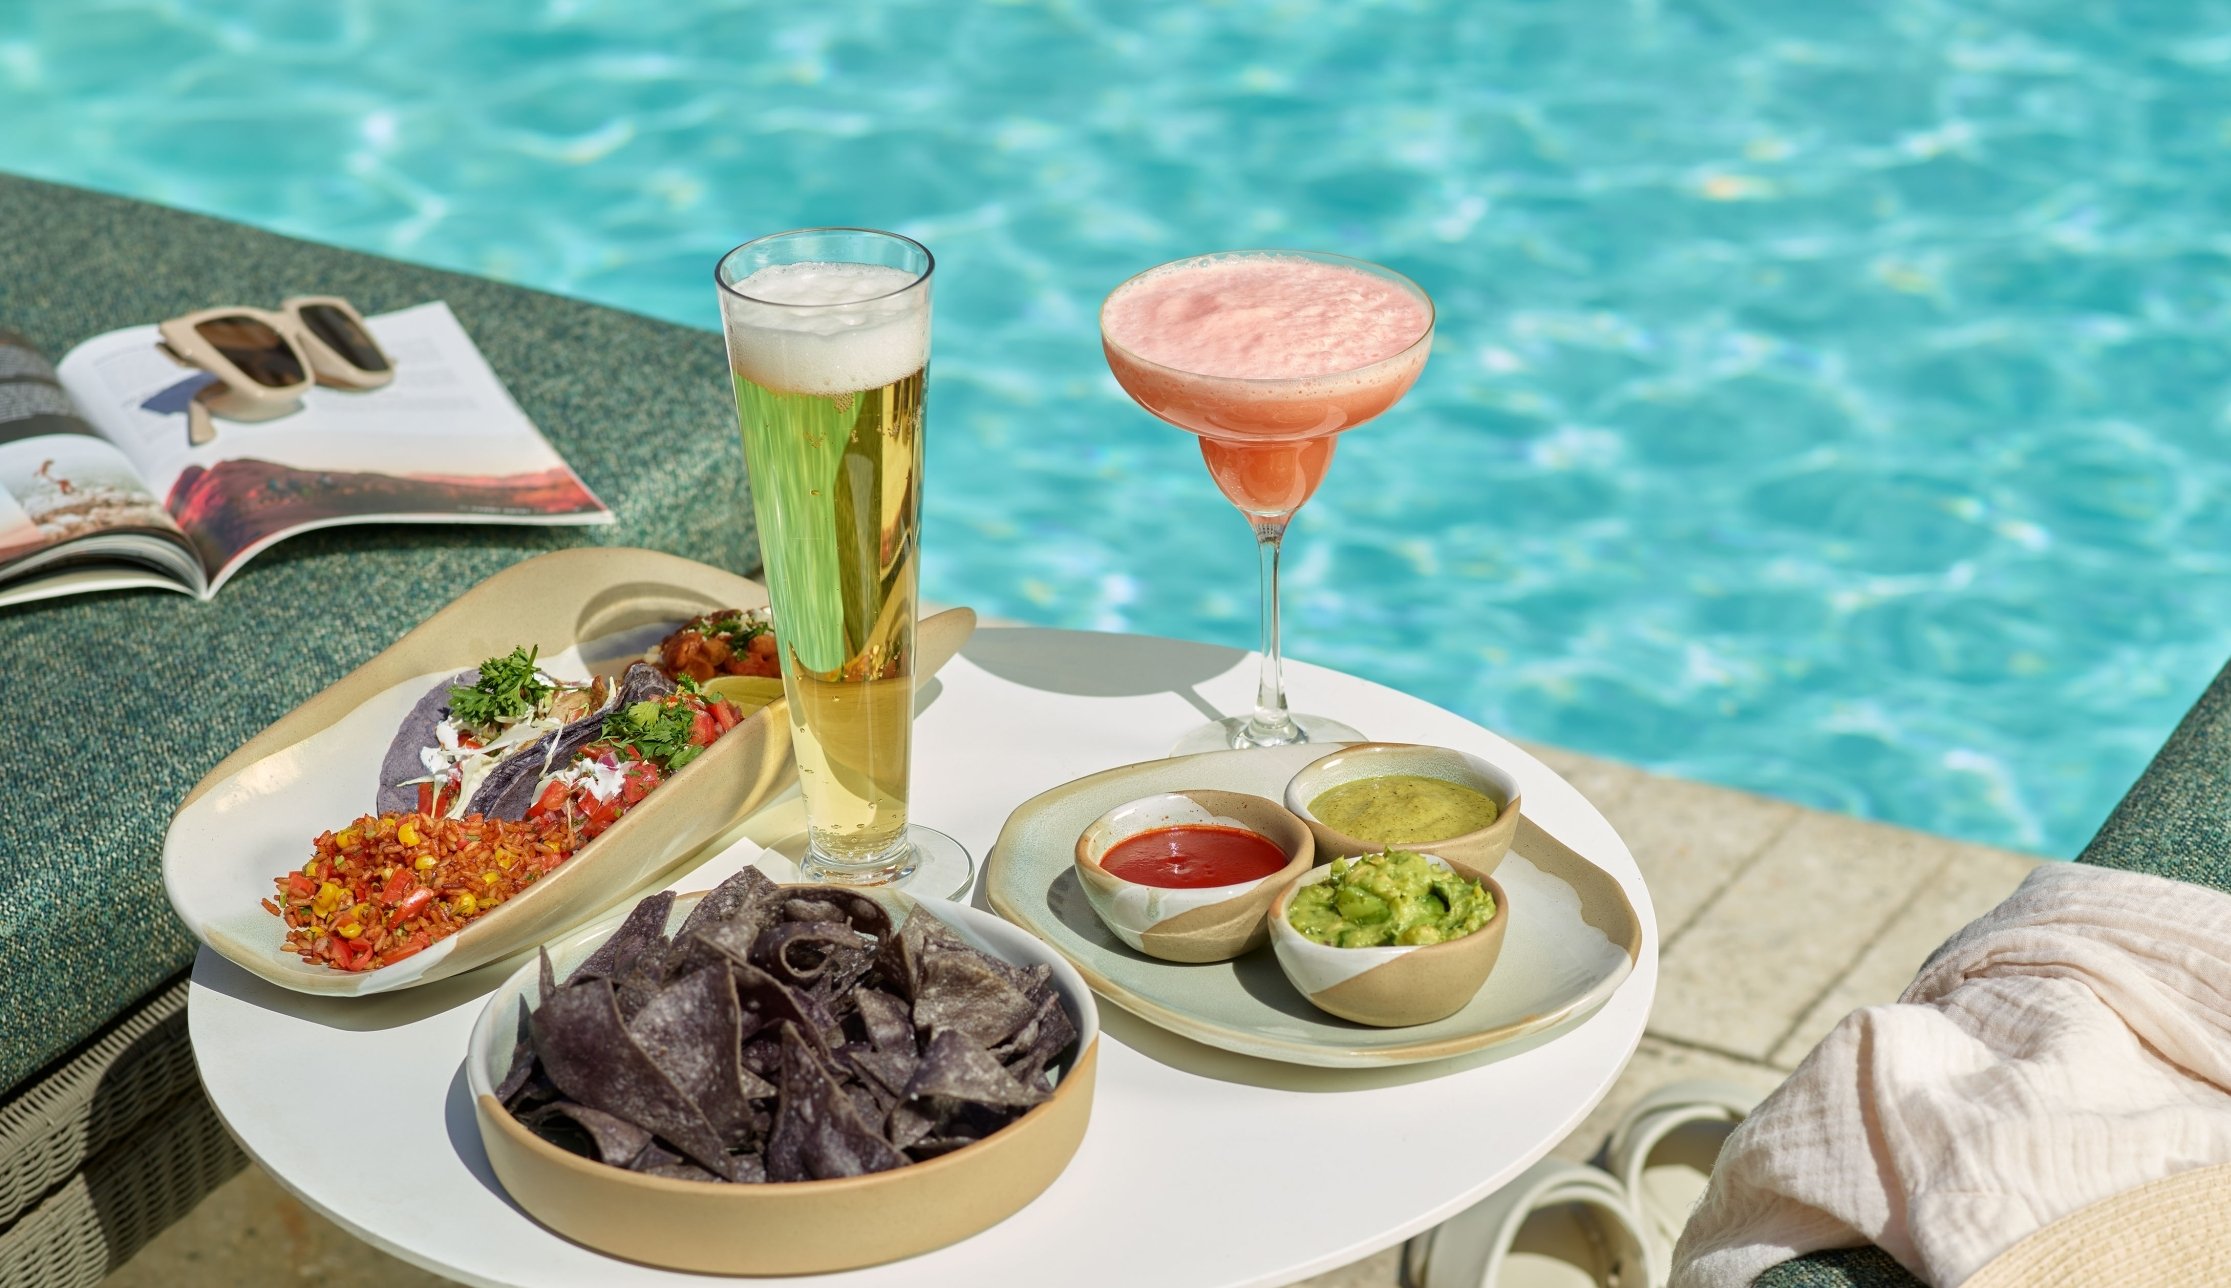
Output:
top-left (1670, 862), bottom-right (2231, 1287)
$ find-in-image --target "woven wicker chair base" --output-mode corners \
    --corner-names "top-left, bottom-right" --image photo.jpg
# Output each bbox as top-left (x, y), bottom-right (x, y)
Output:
top-left (0, 978), bottom-right (244, 1287)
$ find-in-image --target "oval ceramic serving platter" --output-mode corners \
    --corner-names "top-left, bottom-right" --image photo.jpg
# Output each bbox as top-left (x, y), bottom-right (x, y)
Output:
top-left (984, 742), bottom-right (1643, 1068)
top-left (164, 546), bottom-right (977, 998)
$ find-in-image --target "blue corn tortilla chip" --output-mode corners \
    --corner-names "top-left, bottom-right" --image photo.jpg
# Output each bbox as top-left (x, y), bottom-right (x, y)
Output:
top-left (999, 959), bottom-right (1055, 1001)
top-left (873, 905), bottom-right (957, 1001)
top-left (764, 1023), bottom-right (905, 1182)
top-left (780, 896), bottom-right (850, 925)
top-left (668, 873), bottom-right (789, 979)
top-left (509, 877), bottom-right (1077, 1186)
top-left (566, 890), bottom-right (673, 987)
top-left (844, 1081), bottom-right (886, 1126)
top-left (991, 988), bottom-right (1079, 1089)
top-left (472, 662), bottom-right (674, 820)
top-left (527, 1101), bottom-right (656, 1168)
top-left (781, 890), bottom-right (892, 941)
top-left (887, 1100), bottom-right (936, 1151)
top-left (912, 943), bottom-right (1040, 1049)
top-left (670, 867), bottom-right (784, 962)
top-left (496, 998), bottom-right (538, 1104)
top-left (530, 977), bottom-right (737, 1181)
top-left (904, 1028), bottom-right (1050, 1110)
top-left (889, 1097), bottom-right (1014, 1160)
top-left (853, 987), bottom-right (913, 1054)
top-left (612, 934), bottom-right (671, 1023)
top-left (630, 1141), bottom-right (684, 1173)
top-left (727, 960), bottom-right (838, 1052)
top-left (628, 963), bottom-right (769, 1146)
top-left (937, 918), bottom-right (1054, 1006)
top-left (503, 1060), bottom-right (560, 1116)
top-left (740, 1034), bottom-right (782, 1080)
top-left (878, 907), bottom-right (1041, 1047)
top-left (812, 945), bottom-right (877, 1007)
top-left (754, 921), bottom-right (873, 990)
top-left (842, 1045), bottom-right (919, 1103)
top-left (788, 891), bottom-right (891, 995)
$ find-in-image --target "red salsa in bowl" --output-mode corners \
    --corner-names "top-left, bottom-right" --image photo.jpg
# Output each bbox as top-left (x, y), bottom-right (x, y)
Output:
top-left (1100, 824), bottom-right (1291, 889)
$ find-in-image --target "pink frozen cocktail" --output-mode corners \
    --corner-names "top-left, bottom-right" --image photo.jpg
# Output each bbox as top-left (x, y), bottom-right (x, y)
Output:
top-left (1101, 254), bottom-right (1433, 515)
top-left (1100, 250), bottom-right (1434, 751)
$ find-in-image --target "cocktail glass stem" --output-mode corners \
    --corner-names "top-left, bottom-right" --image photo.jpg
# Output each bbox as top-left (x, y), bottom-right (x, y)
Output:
top-left (1242, 515), bottom-right (1303, 748)
top-left (1098, 248), bottom-right (1434, 758)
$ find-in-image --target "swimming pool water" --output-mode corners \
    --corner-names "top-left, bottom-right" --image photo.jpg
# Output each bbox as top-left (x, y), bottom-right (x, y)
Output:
top-left (10, 0), bottom-right (2231, 856)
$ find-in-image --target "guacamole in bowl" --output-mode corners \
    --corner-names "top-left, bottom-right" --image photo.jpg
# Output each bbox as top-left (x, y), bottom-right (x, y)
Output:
top-left (1287, 849), bottom-right (1496, 948)
top-left (1268, 849), bottom-right (1511, 1028)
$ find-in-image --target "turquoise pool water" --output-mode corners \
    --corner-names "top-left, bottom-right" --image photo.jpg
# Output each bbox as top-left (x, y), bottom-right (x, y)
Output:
top-left (10, 1), bottom-right (2230, 857)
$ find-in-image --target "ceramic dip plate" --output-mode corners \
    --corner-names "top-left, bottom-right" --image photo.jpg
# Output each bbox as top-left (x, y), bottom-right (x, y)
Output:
top-left (984, 743), bottom-right (1642, 1067)
top-left (164, 546), bottom-right (975, 997)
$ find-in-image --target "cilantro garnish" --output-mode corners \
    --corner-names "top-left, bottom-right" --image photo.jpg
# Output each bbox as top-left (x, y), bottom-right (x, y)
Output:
top-left (697, 612), bottom-right (771, 647)
top-left (448, 647), bottom-right (554, 728)
top-left (602, 696), bottom-right (705, 771)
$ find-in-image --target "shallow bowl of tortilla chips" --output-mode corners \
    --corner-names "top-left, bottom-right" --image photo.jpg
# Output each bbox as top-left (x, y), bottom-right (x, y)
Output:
top-left (466, 868), bottom-right (1100, 1275)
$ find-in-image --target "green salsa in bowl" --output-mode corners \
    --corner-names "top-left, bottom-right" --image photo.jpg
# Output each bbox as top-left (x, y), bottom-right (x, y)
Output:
top-left (1283, 743), bottom-right (1522, 880)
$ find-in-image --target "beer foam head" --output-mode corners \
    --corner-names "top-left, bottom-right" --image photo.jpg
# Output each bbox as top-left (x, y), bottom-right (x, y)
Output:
top-left (720, 261), bottom-right (929, 396)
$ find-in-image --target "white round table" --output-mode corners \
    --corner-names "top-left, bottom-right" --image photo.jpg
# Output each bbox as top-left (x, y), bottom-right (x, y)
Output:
top-left (189, 627), bottom-right (1657, 1288)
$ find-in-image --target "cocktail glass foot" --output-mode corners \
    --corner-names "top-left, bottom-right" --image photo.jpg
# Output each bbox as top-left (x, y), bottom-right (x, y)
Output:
top-left (1170, 711), bottom-right (1366, 757)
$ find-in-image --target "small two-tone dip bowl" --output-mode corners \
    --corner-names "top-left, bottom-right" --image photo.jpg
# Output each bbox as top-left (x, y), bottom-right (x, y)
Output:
top-left (1284, 742), bottom-right (1523, 882)
top-left (1268, 851), bottom-right (1510, 1027)
top-left (1073, 790), bottom-right (1314, 964)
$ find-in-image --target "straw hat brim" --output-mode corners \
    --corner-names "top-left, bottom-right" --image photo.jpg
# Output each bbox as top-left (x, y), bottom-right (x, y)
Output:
top-left (1965, 1163), bottom-right (2231, 1288)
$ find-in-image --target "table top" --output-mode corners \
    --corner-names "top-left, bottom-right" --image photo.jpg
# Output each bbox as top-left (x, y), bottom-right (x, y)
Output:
top-left (189, 626), bottom-right (1658, 1288)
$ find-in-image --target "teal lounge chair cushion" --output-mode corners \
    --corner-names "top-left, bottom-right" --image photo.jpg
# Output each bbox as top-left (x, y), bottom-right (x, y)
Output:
top-left (0, 175), bottom-right (759, 1095)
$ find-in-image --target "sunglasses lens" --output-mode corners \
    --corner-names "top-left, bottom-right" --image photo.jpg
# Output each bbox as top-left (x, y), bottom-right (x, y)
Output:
top-left (297, 304), bottom-right (390, 373)
top-left (193, 316), bottom-right (305, 387)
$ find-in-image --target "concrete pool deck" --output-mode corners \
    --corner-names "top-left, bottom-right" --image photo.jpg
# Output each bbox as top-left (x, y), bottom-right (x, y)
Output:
top-left (105, 743), bottom-right (2040, 1288)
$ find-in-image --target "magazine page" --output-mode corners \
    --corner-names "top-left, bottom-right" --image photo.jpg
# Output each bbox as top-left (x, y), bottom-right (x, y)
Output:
top-left (0, 555), bottom-right (202, 610)
top-left (0, 330), bottom-right (203, 601)
top-left (55, 301), bottom-right (612, 593)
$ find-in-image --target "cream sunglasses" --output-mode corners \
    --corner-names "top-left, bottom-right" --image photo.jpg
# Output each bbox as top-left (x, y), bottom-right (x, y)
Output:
top-left (156, 297), bottom-right (394, 445)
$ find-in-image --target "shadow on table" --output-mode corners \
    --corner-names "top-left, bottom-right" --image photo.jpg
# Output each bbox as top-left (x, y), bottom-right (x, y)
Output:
top-left (1094, 996), bottom-right (1594, 1094)
top-left (443, 1060), bottom-right (529, 1215)
top-left (191, 946), bottom-right (547, 1035)
top-left (961, 625), bottom-right (1237, 724)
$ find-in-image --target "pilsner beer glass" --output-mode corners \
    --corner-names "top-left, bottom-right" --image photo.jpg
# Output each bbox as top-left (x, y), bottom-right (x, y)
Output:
top-left (715, 228), bottom-right (969, 894)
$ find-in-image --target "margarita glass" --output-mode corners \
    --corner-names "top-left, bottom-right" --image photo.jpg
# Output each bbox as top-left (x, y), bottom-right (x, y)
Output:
top-left (1100, 250), bottom-right (1434, 753)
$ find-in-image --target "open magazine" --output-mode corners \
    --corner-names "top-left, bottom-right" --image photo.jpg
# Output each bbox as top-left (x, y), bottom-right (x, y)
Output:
top-left (0, 301), bottom-right (611, 607)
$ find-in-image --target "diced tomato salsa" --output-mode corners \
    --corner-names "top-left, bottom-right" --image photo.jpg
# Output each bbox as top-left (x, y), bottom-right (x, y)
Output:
top-left (525, 752), bottom-right (662, 842)
top-left (522, 691), bottom-right (739, 842)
